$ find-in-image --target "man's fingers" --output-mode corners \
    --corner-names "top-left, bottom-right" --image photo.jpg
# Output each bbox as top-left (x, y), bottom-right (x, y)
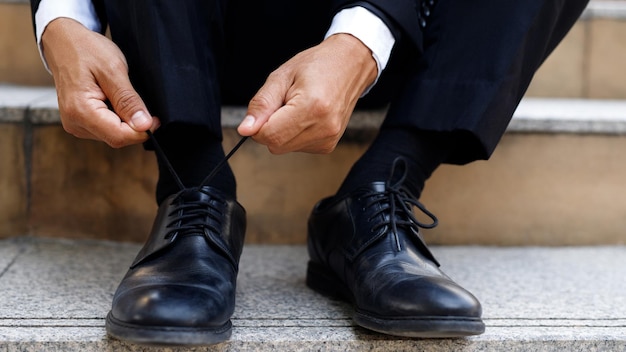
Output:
top-left (42, 18), bottom-right (158, 147)
top-left (96, 110), bottom-right (144, 148)
top-left (251, 104), bottom-right (300, 152)
top-left (253, 102), bottom-right (341, 154)
top-left (85, 105), bottom-right (156, 148)
top-left (239, 71), bottom-right (291, 136)
top-left (108, 85), bottom-right (152, 132)
top-left (97, 63), bottom-right (153, 133)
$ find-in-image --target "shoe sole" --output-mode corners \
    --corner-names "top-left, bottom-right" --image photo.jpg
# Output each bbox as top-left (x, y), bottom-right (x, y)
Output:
top-left (105, 312), bottom-right (231, 346)
top-left (306, 261), bottom-right (486, 338)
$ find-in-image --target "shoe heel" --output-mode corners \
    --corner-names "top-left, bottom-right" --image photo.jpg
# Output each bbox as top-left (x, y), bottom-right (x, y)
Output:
top-left (306, 261), bottom-right (350, 300)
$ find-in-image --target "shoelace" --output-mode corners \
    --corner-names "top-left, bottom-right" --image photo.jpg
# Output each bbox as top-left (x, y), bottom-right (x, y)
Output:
top-left (146, 131), bottom-right (248, 192)
top-left (145, 132), bottom-right (437, 248)
top-left (146, 130), bottom-right (248, 238)
top-left (365, 157), bottom-right (438, 251)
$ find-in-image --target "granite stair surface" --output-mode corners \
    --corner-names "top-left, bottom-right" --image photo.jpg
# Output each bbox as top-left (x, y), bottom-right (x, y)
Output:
top-left (0, 237), bottom-right (624, 351)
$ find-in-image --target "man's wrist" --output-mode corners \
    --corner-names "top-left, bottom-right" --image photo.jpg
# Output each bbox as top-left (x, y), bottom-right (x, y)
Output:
top-left (35, 0), bottom-right (101, 73)
top-left (325, 6), bottom-right (396, 94)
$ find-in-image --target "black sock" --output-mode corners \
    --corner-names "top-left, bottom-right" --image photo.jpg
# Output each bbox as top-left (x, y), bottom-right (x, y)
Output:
top-left (337, 127), bottom-right (455, 199)
top-left (153, 124), bottom-right (236, 204)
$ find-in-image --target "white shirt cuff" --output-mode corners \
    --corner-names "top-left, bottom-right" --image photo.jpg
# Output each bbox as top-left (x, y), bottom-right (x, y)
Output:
top-left (35, 0), bottom-right (102, 73)
top-left (325, 6), bottom-right (396, 95)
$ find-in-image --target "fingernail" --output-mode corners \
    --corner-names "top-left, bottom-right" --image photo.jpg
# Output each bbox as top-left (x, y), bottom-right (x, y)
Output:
top-left (130, 111), bottom-right (150, 129)
top-left (242, 115), bottom-right (256, 129)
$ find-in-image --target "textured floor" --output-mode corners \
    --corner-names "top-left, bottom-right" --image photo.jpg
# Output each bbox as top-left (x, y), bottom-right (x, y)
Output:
top-left (0, 237), bottom-right (625, 351)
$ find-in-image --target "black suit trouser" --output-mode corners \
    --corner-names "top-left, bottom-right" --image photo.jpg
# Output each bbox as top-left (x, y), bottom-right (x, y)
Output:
top-left (32, 0), bottom-right (589, 164)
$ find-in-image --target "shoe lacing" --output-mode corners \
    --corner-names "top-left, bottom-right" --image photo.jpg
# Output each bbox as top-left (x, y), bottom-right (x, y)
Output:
top-left (363, 157), bottom-right (438, 252)
top-left (146, 130), bottom-right (248, 238)
top-left (163, 188), bottom-right (225, 239)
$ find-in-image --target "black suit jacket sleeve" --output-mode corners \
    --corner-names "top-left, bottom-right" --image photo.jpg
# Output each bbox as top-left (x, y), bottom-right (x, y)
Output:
top-left (332, 0), bottom-right (424, 53)
top-left (29, 0), bottom-right (108, 38)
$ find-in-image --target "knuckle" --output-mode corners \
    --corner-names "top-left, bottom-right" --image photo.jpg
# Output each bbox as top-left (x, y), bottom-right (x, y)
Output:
top-left (267, 145), bottom-right (287, 155)
top-left (60, 120), bottom-right (79, 137)
top-left (315, 113), bottom-right (344, 141)
top-left (265, 132), bottom-right (286, 149)
top-left (58, 109), bottom-right (83, 137)
top-left (316, 140), bottom-right (338, 154)
top-left (325, 120), bottom-right (344, 139)
top-left (58, 96), bottom-right (80, 117)
top-left (248, 93), bottom-right (273, 111)
top-left (267, 68), bottom-right (287, 82)
top-left (309, 96), bottom-right (334, 117)
top-left (111, 88), bottom-right (141, 116)
top-left (320, 143), bottom-right (338, 154)
top-left (102, 59), bottom-right (128, 75)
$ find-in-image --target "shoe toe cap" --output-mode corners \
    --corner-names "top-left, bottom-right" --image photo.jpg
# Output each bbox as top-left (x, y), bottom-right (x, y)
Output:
top-left (362, 276), bottom-right (482, 318)
top-left (111, 284), bottom-right (234, 328)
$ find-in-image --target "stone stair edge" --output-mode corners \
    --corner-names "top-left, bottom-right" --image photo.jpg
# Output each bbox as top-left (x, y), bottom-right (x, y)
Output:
top-left (3, 84), bottom-right (626, 134)
top-left (583, 0), bottom-right (626, 19)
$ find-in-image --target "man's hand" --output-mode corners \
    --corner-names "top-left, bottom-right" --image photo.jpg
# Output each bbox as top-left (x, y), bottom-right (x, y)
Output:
top-left (238, 33), bottom-right (377, 154)
top-left (42, 18), bottom-right (159, 148)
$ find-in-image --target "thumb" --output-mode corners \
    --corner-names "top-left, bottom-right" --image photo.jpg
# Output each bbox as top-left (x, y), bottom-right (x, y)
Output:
top-left (100, 70), bottom-right (153, 132)
top-left (238, 73), bottom-right (289, 136)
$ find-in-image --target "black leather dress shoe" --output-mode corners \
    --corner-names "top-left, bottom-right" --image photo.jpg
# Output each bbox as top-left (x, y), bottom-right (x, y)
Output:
top-left (105, 186), bottom-right (246, 345)
top-left (307, 158), bottom-right (485, 337)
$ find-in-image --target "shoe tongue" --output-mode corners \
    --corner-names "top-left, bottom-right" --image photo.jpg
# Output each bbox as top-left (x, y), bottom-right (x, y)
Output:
top-left (177, 187), bottom-right (223, 204)
top-left (178, 189), bottom-right (206, 203)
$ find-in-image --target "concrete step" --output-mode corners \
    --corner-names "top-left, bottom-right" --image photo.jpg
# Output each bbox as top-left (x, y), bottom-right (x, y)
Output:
top-left (2, 84), bottom-right (626, 245)
top-left (2, 1), bottom-right (626, 99)
top-left (0, 237), bottom-right (624, 351)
